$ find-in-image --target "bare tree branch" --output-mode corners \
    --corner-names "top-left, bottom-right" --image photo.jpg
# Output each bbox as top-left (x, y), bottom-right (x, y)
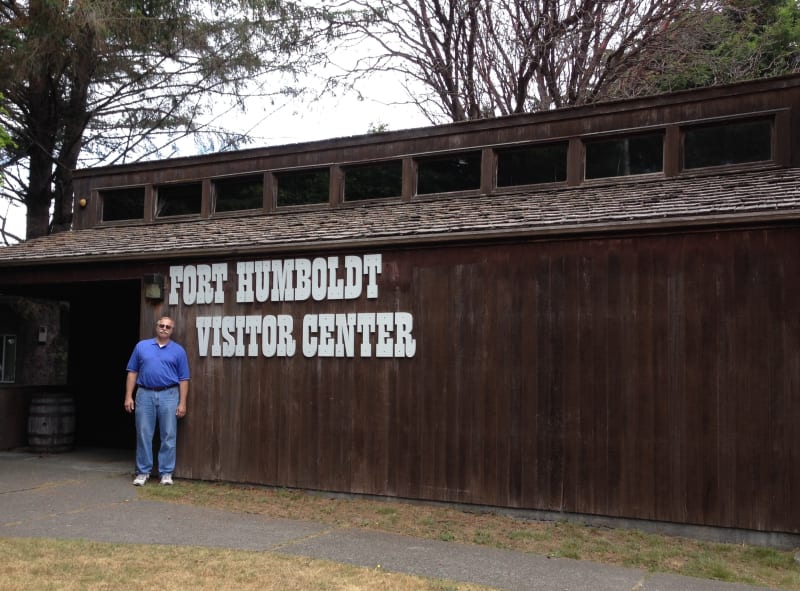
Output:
top-left (328, 0), bottom-right (718, 122)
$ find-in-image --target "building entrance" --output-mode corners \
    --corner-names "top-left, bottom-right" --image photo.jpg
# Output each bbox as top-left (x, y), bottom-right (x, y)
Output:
top-left (68, 280), bottom-right (140, 449)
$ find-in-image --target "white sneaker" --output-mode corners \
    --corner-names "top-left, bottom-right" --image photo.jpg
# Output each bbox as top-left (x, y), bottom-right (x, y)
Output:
top-left (160, 474), bottom-right (173, 486)
top-left (132, 474), bottom-right (149, 486)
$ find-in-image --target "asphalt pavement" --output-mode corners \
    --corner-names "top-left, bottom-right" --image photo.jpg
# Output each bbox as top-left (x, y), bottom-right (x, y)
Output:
top-left (0, 449), bottom-right (779, 591)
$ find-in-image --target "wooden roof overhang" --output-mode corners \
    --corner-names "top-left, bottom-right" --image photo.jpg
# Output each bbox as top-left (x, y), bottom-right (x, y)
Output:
top-left (1, 166), bottom-right (799, 282)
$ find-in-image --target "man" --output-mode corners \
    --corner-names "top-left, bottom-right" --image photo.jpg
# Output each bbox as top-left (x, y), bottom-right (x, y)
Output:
top-left (124, 316), bottom-right (190, 486)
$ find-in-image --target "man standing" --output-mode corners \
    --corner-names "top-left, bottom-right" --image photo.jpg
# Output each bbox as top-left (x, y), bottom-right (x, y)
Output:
top-left (124, 316), bottom-right (190, 486)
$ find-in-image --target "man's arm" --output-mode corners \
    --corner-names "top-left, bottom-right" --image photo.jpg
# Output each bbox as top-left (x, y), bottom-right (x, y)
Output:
top-left (177, 379), bottom-right (188, 418)
top-left (124, 371), bottom-right (138, 413)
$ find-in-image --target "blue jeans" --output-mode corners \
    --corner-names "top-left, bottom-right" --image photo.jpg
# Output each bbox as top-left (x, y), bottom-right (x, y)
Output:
top-left (134, 387), bottom-right (178, 476)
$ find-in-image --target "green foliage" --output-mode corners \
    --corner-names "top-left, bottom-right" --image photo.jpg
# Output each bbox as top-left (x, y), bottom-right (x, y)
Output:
top-left (713, 0), bottom-right (800, 77)
top-left (0, 0), bottom-right (337, 239)
top-left (0, 93), bottom-right (14, 192)
top-left (0, 93), bottom-right (12, 152)
top-left (621, 0), bottom-right (800, 95)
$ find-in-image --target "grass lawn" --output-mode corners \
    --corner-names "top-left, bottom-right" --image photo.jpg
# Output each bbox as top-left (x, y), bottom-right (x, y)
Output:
top-left (0, 537), bottom-right (495, 591)
top-left (140, 480), bottom-right (800, 590)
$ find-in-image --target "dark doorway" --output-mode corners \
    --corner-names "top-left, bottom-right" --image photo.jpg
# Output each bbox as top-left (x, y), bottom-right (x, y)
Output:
top-left (68, 280), bottom-right (140, 449)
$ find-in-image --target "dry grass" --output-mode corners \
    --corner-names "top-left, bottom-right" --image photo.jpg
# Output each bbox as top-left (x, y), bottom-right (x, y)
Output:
top-left (0, 537), bottom-right (494, 591)
top-left (142, 480), bottom-right (800, 590)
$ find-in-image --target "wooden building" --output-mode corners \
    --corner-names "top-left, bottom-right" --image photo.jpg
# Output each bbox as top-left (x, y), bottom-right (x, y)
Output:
top-left (2, 74), bottom-right (800, 544)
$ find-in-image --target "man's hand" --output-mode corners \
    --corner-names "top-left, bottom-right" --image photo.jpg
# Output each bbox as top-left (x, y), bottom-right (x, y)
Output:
top-left (176, 403), bottom-right (187, 418)
top-left (124, 397), bottom-right (134, 413)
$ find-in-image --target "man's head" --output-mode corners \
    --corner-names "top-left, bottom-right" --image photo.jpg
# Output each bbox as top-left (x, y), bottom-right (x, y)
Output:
top-left (155, 316), bottom-right (175, 340)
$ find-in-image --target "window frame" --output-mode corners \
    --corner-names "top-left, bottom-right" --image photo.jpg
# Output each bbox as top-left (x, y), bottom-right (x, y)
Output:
top-left (274, 167), bottom-right (331, 208)
top-left (155, 181), bottom-right (204, 219)
top-left (414, 149), bottom-right (483, 197)
top-left (583, 130), bottom-right (665, 181)
top-left (212, 174), bottom-right (265, 214)
top-left (681, 115), bottom-right (774, 172)
top-left (495, 141), bottom-right (569, 188)
top-left (0, 334), bottom-right (16, 384)
top-left (342, 160), bottom-right (404, 202)
top-left (99, 186), bottom-right (146, 223)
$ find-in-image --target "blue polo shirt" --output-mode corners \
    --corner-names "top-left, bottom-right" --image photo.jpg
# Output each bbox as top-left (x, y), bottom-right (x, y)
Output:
top-left (126, 339), bottom-right (190, 389)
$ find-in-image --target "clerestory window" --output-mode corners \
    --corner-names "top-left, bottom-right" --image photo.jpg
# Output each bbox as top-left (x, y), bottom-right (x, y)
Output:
top-left (156, 182), bottom-right (202, 217)
top-left (100, 187), bottom-right (145, 222)
top-left (585, 132), bottom-right (664, 179)
top-left (683, 118), bottom-right (772, 169)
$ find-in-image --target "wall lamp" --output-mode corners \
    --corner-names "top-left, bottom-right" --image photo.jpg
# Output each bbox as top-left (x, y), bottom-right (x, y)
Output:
top-left (143, 273), bottom-right (165, 301)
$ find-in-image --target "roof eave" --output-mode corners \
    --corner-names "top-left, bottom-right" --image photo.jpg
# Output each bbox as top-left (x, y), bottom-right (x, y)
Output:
top-left (2, 209), bottom-right (798, 268)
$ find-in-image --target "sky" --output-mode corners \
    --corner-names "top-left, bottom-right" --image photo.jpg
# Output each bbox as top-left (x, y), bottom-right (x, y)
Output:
top-left (239, 79), bottom-right (431, 146)
top-left (3, 74), bottom-right (431, 242)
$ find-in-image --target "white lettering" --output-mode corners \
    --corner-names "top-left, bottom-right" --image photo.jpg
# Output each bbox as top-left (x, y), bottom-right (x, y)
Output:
top-left (278, 315), bottom-right (296, 357)
top-left (299, 312), bottom-right (414, 358)
top-left (364, 254), bottom-right (382, 299)
top-left (375, 313), bottom-right (394, 357)
top-left (394, 312), bottom-right (416, 357)
top-left (302, 315), bottom-right (317, 357)
top-left (221, 316), bottom-right (236, 357)
top-left (236, 261), bottom-right (254, 303)
top-left (210, 263), bottom-right (227, 303)
top-left (168, 266), bottom-right (183, 305)
top-left (357, 314), bottom-right (376, 357)
top-left (197, 315), bottom-right (295, 358)
top-left (271, 259), bottom-right (295, 302)
top-left (180, 255), bottom-right (412, 360)
top-left (262, 315), bottom-right (277, 357)
top-left (344, 256), bottom-right (362, 299)
top-left (245, 315), bottom-right (262, 356)
top-left (311, 258), bottom-right (327, 301)
top-left (317, 314), bottom-right (335, 356)
top-left (182, 266), bottom-right (198, 305)
top-left (211, 316), bottom-right (222, 357)
top-left (294, 259), bottom-right (311, 301)
top-left (326, 257), bottom-right (343, 300)
top-left (255, 261), bottom-right (270, 303)
top-left (196, 265), bottom-right (213, 305)
top-left (196, 316), bottom-right (211, 356)
top-left (335, 313), bottom-right (356, 357)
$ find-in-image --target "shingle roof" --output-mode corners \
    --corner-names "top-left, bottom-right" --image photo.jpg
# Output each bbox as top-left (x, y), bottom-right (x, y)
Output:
top-left (2, 167), bottom-right (800, 266)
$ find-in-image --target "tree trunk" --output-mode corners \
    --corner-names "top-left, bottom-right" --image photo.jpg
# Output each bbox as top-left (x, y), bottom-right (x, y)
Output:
top-left (25, 96), bottom-right (57, 240)
top-left (22, 0), bottom-right (61, 239)
top-left (25, 160), bottom-right (52, 240)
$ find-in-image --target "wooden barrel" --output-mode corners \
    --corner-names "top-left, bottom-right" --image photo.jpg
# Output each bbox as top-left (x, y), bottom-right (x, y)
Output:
top-left (28, 394), bottom-right (76, 453)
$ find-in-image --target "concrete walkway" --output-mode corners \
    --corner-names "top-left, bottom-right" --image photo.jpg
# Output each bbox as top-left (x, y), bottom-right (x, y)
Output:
top-left (0, 449), bottom-right (778, 591)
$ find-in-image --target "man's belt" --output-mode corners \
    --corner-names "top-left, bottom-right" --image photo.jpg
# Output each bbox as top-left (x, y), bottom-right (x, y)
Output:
top-left (139, 384), bottom-right (178, 391)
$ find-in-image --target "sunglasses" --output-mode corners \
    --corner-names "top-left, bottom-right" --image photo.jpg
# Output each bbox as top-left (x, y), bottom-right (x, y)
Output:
top-left (157, 323), bottom-right (174, 329)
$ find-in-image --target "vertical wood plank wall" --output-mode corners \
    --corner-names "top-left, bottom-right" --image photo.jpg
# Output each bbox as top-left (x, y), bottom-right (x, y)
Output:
top-left (172, 226), bottom-right (800, 534)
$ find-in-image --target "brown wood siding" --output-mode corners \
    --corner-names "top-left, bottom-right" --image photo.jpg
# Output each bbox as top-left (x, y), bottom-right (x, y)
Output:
top-left (163, 225), bottom-right (800, 534)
